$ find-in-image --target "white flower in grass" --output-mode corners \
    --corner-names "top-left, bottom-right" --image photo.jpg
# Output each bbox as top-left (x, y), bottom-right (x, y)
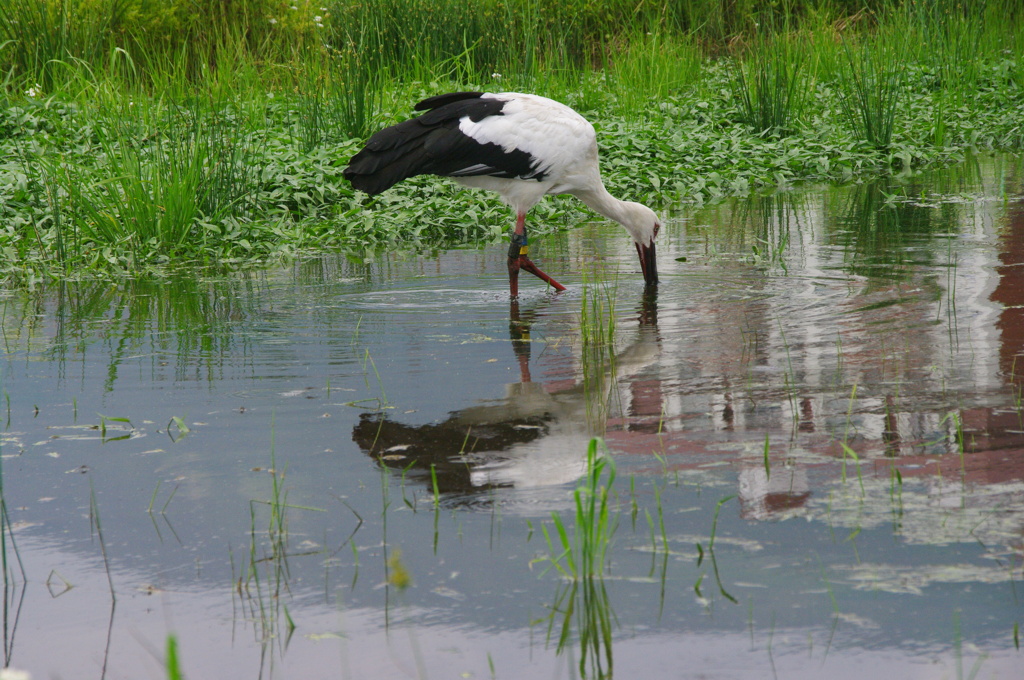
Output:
top-left (26, 84), bottom-right (42, 98)
top-left (491, 73), bottom-right (502, 80)
top-left (269, 17), bottom-right (278, 24)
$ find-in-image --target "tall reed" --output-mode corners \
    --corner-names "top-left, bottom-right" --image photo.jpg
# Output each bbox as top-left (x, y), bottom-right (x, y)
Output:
top-left (732, 31), bottom-right (806, 136)
top-left (894, 0), bottom-right (990, 100)
top-left (39, 94), bottom-right (263, 267)
top-left (3, 0), bottom-right (1022, 99)
top-left (836, 37), bottom-right (907, 151)
top-left (609, 30), bottom-right (705, 117)
top-left (327, 38), bottom-right (382, 140)
top-left (0, 0), bottom-right (117, 91)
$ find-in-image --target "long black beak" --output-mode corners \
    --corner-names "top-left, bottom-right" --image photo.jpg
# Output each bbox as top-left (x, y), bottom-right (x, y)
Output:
top-left (636, 241), bottom-right (658, 286)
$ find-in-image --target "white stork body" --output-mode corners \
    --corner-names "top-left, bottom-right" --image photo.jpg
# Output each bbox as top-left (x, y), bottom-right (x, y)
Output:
top-left (452, 94), bottom-right (593, 210)
top-left (343, 92), bottom-right (660, 295)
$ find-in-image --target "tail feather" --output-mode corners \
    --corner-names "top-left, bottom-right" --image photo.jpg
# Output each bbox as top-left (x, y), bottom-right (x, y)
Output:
top-left (343, 91), bottom-right (509, 196)
top-left (344, 120), bottom-right (437, 195)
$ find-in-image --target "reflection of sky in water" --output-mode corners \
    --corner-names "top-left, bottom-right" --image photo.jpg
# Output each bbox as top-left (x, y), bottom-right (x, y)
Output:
top-left (1, 156), bottom-right (1023, 678)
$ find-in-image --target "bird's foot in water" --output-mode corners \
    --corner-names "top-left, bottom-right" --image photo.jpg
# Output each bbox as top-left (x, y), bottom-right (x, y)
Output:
top-left (518, 256), bottom-right (566, 292)
top-left (507, 231), bottom-right (566, 297)
top-left (508, 254), bottom-right (566, 297)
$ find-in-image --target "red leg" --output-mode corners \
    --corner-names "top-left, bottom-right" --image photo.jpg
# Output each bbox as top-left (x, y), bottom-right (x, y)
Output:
top-left (519, 257), bottom-right (566, 291)
top-left (508, 211), bottom-right (527, 298)
top-left (508, 255), bottom-right (521, 298)
top-left (507, 211), bottom-right (566, 296)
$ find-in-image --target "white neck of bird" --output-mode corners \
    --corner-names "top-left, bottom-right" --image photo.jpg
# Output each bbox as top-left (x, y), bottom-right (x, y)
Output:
top-left (577, 185), bottom-right (628, 221)
top-left (576, 186), bottom-right (647, 243)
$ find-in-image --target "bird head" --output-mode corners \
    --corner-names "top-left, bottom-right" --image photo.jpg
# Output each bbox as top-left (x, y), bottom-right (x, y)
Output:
top-left (622, 202), bottom-right (660, 287)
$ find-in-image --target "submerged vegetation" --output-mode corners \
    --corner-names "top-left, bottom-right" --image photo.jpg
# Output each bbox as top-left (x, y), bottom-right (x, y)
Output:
top-left (0, 0), bottom-right (1022, 280)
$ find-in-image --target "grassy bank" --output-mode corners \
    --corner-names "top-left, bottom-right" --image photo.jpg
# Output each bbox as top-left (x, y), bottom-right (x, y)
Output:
top-left (0, 0), bottom-right (1022, 281)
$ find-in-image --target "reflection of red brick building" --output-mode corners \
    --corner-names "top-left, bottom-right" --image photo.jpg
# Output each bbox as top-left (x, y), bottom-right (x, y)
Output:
top-left (603, 189), bottom-right (1024, 519)
top-left (948, 198), bottom-right (1024, 486)
top-left (355, 177), bottom-right (1024, 525)
top-left (993, 201), bottom-right (1024, 387)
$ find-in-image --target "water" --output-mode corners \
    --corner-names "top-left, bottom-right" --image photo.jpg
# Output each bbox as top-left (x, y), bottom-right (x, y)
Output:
top-left (2, 155), bottom-right (1023, 679)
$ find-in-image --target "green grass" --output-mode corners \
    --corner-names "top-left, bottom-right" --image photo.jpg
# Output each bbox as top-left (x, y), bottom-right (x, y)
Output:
top-left (731, 29), bottom-right (806, 136)
top-left (166, 634), bottom-right (184, 680)
top-left (580, 269), bottom-right (617, 351)
top-left (694, 494), bottom-right (738, 604)
top-left (235, 422), bottom-right (333, 651)
top-left (836, 37), bottom-right (907, 151)
top-left (540, 438), bottom-right (619, 581)
top-left (578, 264), bottom-right (624, 432)
top-left (608, 30), bottom-right (705, 117)
top-left (0, 0), bottom-right (1023, 280)
top-left (538, 438), bottom-right (619, 678)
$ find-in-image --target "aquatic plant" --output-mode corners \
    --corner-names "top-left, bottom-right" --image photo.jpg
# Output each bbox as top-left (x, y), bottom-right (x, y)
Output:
top-left (578, 263), bottom-right (623, 432)
top-left (1, 0), bottom-right (1023, 279)
top-left (836, 38), bottom-right (907, 151)
top-left (166, 635), bottom-right (183, 680)
top-left (609, 30), bottom-right (704, 117)
top-left (537, 438), bottom-right (619, 678)
top-left (0, 452), bottom-right (26, 625)
top-left (233, 420), bottom-right (349, 657)
top-left (541, 438), bottom-right (619, 581)
top-left (694, 494), bottom-right (738, 605)
top-left (548, 574), bottom-right (615, 679)
top-left (732, 31), bottom-right (806, 136)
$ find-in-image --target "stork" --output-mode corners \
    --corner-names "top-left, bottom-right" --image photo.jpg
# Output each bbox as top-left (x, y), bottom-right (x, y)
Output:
top-left (343, 91), bottom-right (660, 297)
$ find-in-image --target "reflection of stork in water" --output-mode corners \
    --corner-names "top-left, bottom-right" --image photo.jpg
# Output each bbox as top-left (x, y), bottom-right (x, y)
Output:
top-left (352, 291), bottom-right (661, 500)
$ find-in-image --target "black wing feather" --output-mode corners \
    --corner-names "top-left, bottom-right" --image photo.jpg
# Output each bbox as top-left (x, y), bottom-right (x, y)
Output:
top-left (413, 91), bottom-right (485, 111)
top-left (344, 93), bottom-right (547, 196)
